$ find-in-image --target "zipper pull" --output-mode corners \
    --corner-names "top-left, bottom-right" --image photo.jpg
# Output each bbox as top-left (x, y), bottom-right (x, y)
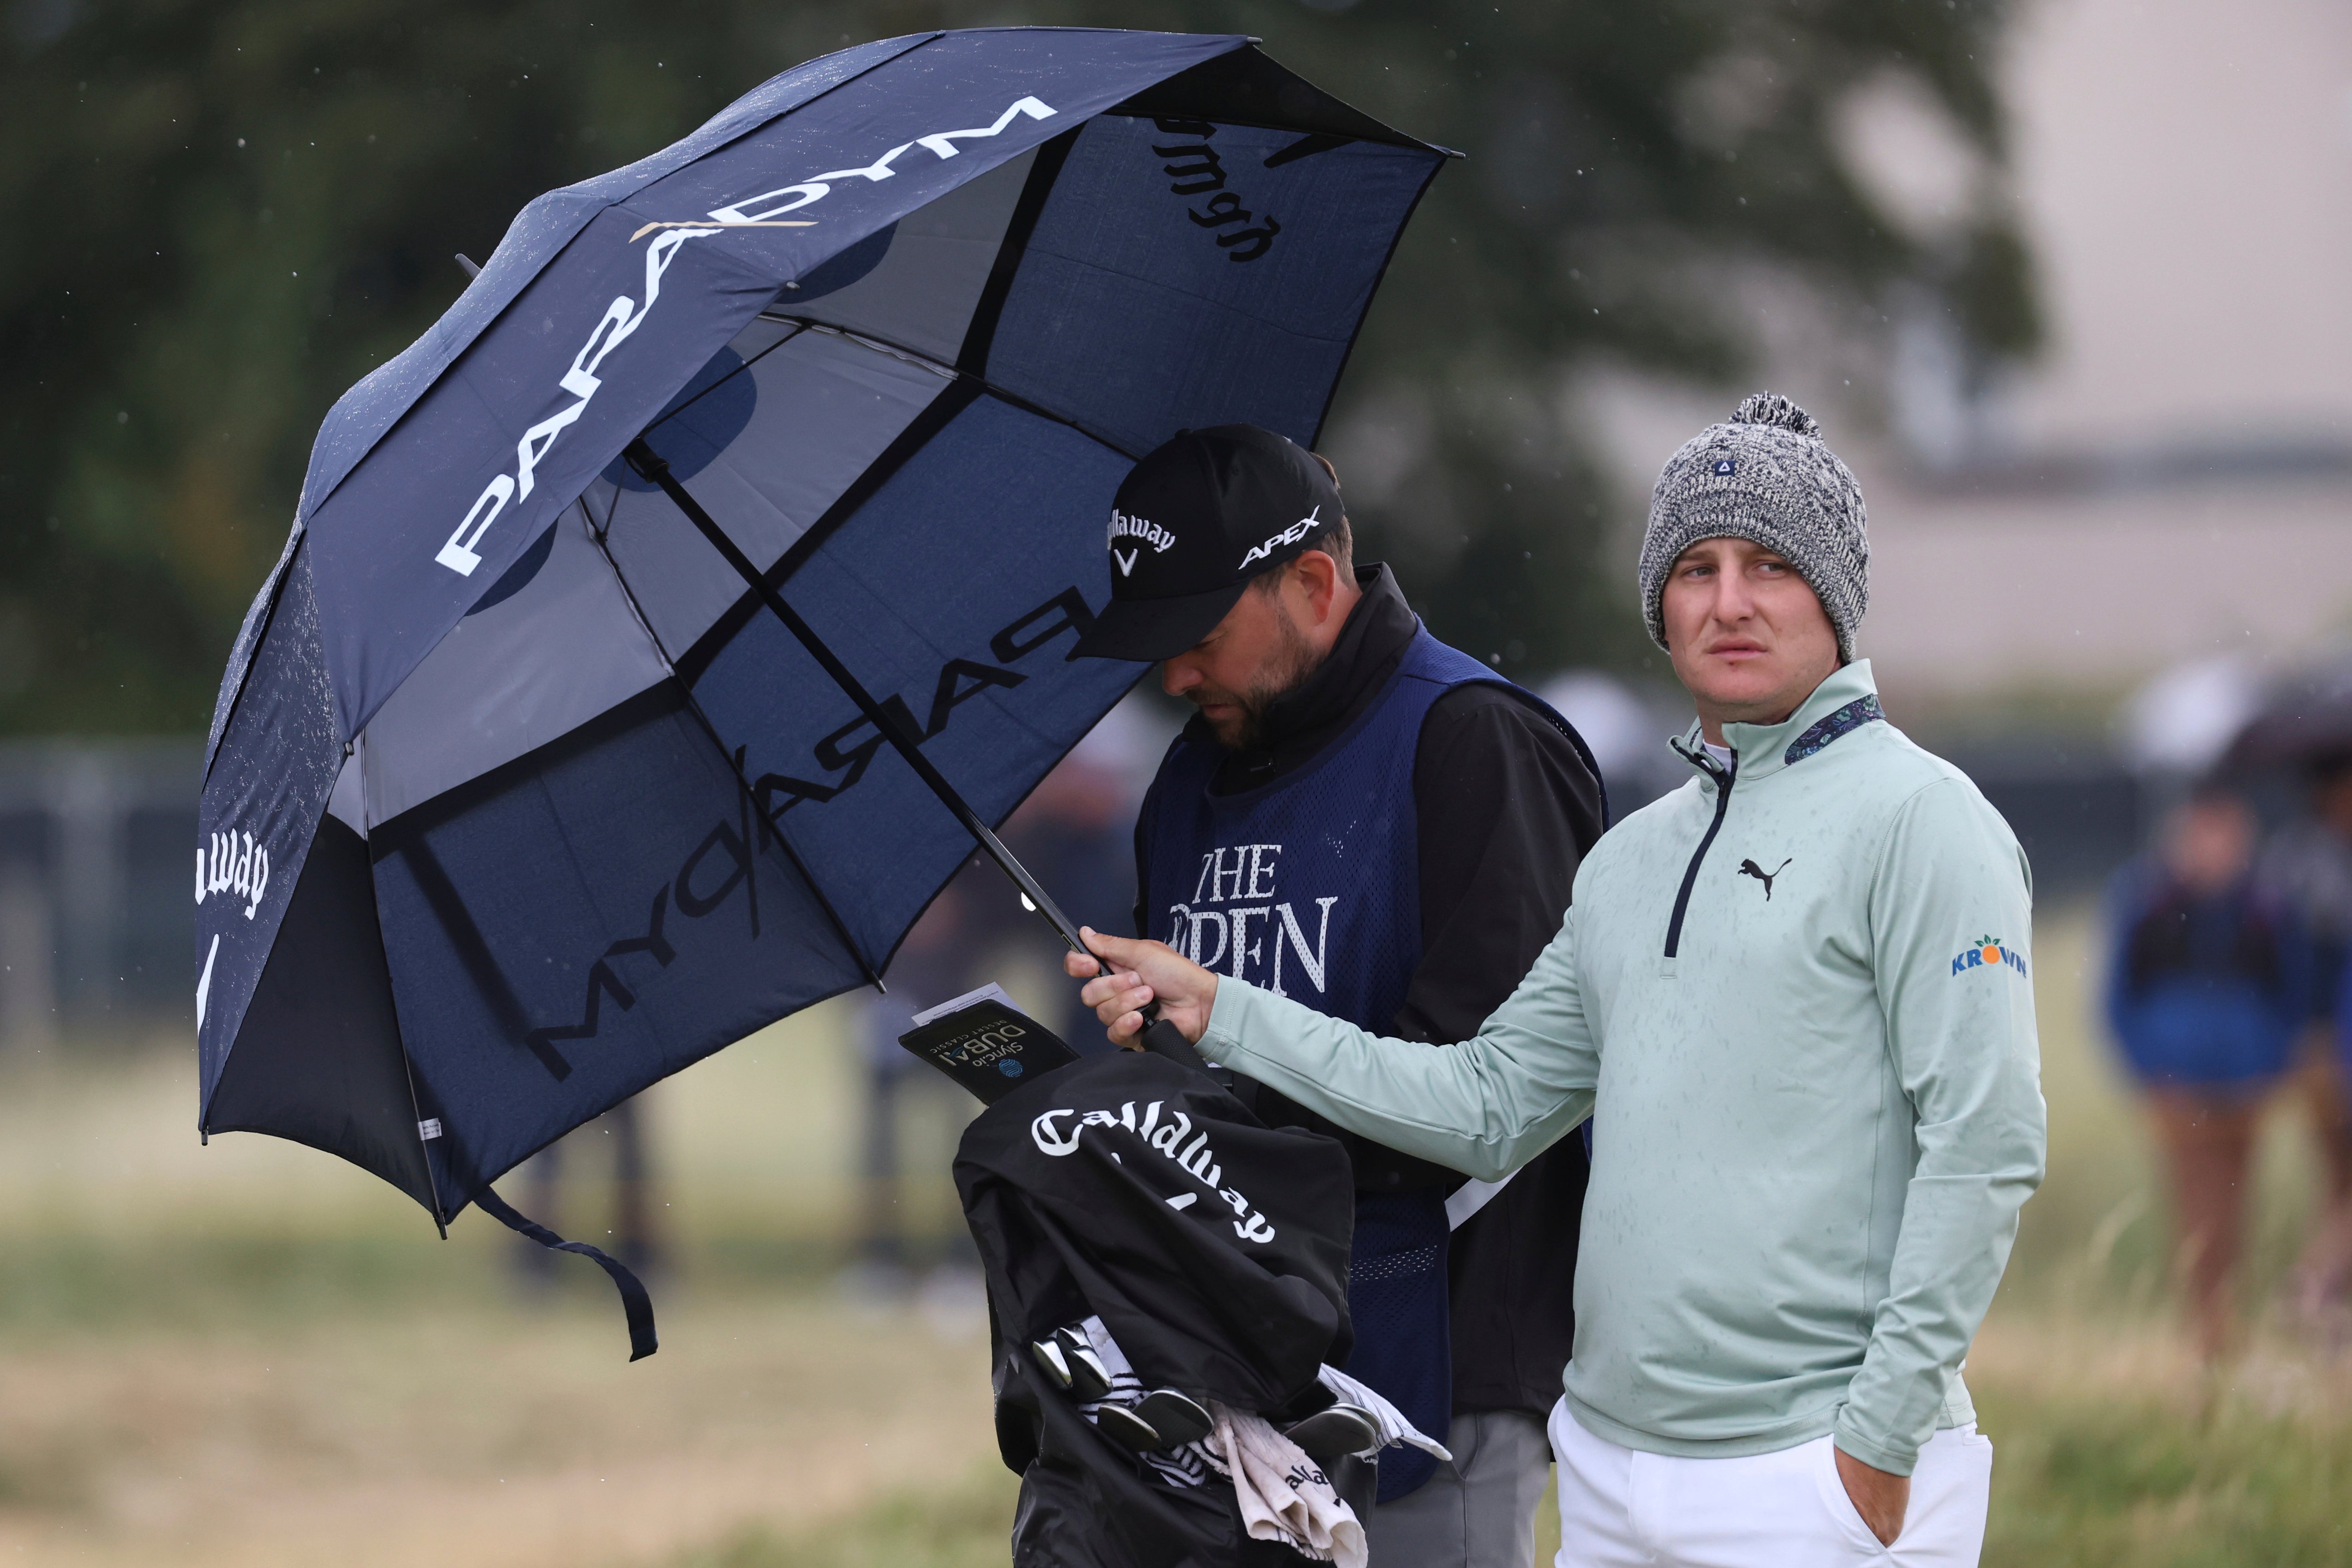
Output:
top-left (1670, 735), bottom-right (1735, 787)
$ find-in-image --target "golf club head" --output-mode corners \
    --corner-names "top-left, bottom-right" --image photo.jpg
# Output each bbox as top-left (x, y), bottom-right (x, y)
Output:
top-left (1281, 1402), bottom-right (1381, 1462)
top-left (1136, 1389), bottom-right (1213, 1448)
top-left (1028, 1338), bottom-right (1074, 1391)
top-left (1092, 1402), bottom-right (1164, 1452)
top-left (1053, 1327), bottom-right (1114, 1403)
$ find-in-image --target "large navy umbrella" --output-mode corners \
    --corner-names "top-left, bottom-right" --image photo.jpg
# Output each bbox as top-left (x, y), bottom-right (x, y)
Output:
top-left (194, 28), bottom-right (1445, 1353)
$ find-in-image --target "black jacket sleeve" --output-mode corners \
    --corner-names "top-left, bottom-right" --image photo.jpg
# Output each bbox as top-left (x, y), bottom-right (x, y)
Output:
top-left (1396, 685), bottom-right (1605, 1044)
top-left (1405, 683), bottom-right (1605, 1418)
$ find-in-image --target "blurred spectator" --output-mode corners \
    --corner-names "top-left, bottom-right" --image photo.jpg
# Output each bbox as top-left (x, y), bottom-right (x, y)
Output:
top-left (2265, 752), bottom-right (2352, 1335)
top-left (2105, 787), bottom-right (2306, 1359)
top-left (2311, 957), bottom-right (2352, 1345)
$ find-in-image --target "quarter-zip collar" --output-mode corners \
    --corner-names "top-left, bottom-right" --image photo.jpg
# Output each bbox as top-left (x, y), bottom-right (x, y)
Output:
top-left (1672, 660), bottom-right (1882, 786)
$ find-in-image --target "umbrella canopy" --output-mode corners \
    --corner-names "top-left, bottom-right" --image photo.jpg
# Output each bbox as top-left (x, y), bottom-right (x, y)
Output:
top-left (2223, 652), bottom-right (2352, 773)
top-left (195, 28), bottom-right (1446, 1265)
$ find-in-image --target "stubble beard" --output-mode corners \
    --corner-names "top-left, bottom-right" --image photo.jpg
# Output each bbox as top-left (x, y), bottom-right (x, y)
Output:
top-left (1196, 606), bottom-right (1320, 752)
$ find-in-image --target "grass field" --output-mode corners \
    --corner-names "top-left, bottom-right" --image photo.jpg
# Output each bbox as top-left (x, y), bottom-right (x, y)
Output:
top-left (0, 907), bottom-right (2346, 1565)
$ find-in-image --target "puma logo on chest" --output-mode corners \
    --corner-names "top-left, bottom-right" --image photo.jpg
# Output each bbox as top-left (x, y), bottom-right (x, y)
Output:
top-left (1738, 857), bottom-right (1792, 900)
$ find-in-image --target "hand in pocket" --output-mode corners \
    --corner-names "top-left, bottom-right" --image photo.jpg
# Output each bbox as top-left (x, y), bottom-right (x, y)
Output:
top-left (1834, 1445), bottom-right (1910, 1547)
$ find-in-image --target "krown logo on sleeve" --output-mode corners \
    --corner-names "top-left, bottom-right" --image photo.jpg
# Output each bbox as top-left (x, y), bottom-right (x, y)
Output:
top-left (1951, 934), bottom-right (2027, 977)
top-left (1030, 1097), bottom-right (1277, 1242)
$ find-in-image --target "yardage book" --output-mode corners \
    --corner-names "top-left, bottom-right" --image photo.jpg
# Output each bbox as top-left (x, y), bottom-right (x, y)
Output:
top-left (898, 983), bottom-right (1080, 1104)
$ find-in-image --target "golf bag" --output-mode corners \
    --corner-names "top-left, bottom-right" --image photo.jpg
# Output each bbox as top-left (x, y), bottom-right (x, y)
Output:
top-left (955, 1051), bottom-right (1359, 1567)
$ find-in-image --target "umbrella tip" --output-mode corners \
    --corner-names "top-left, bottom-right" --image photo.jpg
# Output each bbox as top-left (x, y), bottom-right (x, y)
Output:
top-left (454, 253), bottom-right (482, 280)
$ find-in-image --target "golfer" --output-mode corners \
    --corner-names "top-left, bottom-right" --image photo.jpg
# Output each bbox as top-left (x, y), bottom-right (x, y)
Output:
top-left (1070, 424), bottom-right (1605, 1568)
top-left (1070, 396), bottom-right (2046, 1565)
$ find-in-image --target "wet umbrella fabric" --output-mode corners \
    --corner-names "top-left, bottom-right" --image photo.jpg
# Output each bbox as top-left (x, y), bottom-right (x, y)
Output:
top-left (193, 27), bottom-right (1446, 1353)
top-left (2225, 654), bottom-right (2352, 772)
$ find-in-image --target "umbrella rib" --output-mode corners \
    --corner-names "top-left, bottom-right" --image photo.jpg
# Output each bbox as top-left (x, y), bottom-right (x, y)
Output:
top-left (579, 502), bottom-right (888, 993)
top-left (621, 439), bottom-right (1100, 962)
top-left (641, 321), bottom-right (811, 437)
top-left (396, 1024), bottom-right (452, 1235)
top-left (757, 313), bottom-right (1146, 463)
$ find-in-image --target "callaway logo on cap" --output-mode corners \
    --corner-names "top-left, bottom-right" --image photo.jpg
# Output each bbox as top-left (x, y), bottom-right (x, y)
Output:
top-left (1071, 424), bottom-right (1346, 663)
top-left (1108, 509), bottom-right (1177, 579)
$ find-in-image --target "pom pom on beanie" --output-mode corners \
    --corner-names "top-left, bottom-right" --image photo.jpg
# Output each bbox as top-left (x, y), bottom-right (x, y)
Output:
top-left (1731, 392), bottom-right (1820, 437)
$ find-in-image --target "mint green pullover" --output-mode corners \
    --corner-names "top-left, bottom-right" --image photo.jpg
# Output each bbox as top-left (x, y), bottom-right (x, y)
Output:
top-left (1197, 661), bottom-right (2045, 1476)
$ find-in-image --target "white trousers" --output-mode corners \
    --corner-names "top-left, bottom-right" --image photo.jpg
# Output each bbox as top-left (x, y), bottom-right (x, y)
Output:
top-left (1548, 1399), bottom-right (1993, 1568)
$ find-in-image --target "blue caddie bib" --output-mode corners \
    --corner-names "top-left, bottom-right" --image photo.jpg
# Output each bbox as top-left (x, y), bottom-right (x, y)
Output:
top-left (1139, 626), bottom-right (1525, 1500)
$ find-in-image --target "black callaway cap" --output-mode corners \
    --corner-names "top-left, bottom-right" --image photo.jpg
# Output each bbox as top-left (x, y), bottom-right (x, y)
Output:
top-left (1071, 424), bottom-right (1346, 662)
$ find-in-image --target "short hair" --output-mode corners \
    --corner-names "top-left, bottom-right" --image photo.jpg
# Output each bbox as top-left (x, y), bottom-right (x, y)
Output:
top-left (1248, 452), bottom-right (1353, 594)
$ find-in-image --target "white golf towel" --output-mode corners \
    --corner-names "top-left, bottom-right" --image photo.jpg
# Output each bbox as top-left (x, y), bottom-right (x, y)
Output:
top-left (1204, 1401), bottom-right (1368, 1568)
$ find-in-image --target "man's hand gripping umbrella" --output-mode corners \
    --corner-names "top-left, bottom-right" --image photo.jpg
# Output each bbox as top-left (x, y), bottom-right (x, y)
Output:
top-left (1065, 928), bottom-right (1219, 1052)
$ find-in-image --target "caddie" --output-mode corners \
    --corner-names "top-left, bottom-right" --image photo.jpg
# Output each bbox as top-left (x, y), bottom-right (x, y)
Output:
top-left (1069, 395), bottom-right (2048, 1567)
top-left (1069, 423), bottom-right (1606, 1568)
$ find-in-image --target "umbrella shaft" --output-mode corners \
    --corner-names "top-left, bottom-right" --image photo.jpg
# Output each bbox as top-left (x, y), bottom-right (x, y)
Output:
top-left (621, 440), bottom-right (1093, 960)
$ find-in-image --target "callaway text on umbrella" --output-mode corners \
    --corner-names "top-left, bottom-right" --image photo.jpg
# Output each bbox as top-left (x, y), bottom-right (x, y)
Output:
top-left (194, 27), bottom-right (1449, 1357)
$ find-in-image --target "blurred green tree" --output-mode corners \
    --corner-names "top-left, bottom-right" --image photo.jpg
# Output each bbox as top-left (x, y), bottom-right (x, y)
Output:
top-left (0, 0), bottom-right (2030, 733)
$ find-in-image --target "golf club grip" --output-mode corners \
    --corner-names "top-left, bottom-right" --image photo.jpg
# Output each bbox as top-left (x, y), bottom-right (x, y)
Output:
top-left (1136, 1013), bottom-right (1212, 1073)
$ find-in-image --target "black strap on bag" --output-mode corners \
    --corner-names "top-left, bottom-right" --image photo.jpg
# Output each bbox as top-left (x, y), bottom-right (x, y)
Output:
top-left (474, 1185), bottom-right (658, 1361)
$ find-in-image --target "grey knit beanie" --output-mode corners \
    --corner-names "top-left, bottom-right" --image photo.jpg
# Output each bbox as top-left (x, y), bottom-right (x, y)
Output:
top-left (1638, 392), bottom-right (1869, 661)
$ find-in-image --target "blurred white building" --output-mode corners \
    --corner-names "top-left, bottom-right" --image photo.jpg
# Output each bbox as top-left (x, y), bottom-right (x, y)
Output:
top-left (1866, 0), bottom-right (2352, 700)
top-left (1580, 0), bottom-right (2352, 707)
